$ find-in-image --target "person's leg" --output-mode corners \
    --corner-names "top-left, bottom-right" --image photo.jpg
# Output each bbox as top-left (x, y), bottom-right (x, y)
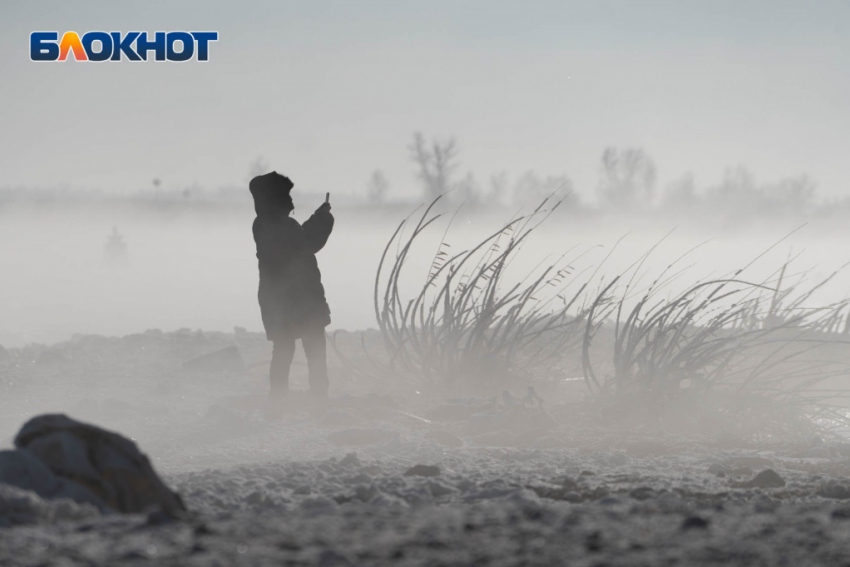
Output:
top-left (269, 336), bottom-right (296, 399)
top-left (301, 325), bottom-right (329, 397)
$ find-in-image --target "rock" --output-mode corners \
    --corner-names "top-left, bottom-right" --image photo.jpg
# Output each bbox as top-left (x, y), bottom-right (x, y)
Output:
top-left (182, 346), bottom-right (244, 373)
top-left (597, 496), bottom-right (624, 506)
top-left (338, 453), bottom-right (361, 468)
top-left (681, 516), bottom-right (710, 530)
top-left (327, 429), bottom-right (396, 447)
top-left (14, 414), bottom-right (185, 515)
top-left (0, 449), bottom-right (107, 510)
top-left (299, 496), bottom-right (338, 515)
top-left (424, 430), bottom-right (463, 448)
top-left (818, 480), bottom-right (850, 499)
top-left (707, 463), bottom-right (727, 477)
top-left (629, 486), bottom-right (656, 501)
top-left (0, 449), bottom-right (61, 496)
top-left (746, 469), bottom-right (785, 488)
top-left (0, 483), bottom-right (99, 527)
top-left (832, 505), bottom-right (850, 519)
top-left (404, 465), bottom-right (440, 478)
top-left (752, 495), bottom-right (778, 513)
top-left (527, 484), bottom-right (577, 501)
top-left (427, 481), bottom-right (455, 498)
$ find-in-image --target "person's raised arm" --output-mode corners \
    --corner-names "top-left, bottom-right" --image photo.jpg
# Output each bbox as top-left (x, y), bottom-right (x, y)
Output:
top-left (301, 201), bottom-right (334, 253)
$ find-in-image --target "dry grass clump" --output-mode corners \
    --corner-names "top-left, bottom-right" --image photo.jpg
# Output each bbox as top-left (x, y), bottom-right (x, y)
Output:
top-left (580, 256), bottom-right (850, 441)
top-left (349, 197), bottom-right (850, 442)
top-left (372, 196), bottom-right (587, 389)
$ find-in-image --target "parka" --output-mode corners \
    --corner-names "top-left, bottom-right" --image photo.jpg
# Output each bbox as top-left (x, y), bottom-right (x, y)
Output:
top-left (251, 173), bottom-right (334, 339)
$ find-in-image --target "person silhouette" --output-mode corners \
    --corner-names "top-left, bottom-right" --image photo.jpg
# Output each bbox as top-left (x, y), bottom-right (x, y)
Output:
top-left (250, 171), bottom-right (334, 407)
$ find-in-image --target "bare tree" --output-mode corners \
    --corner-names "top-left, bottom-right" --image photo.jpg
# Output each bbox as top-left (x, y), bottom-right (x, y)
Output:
top-left (409, 132), bottom-right (459, 200)
top-left (661, 173), bottom-right (698, 212)
top-left (597, 147), bottom-right (656, 210)
top-left (367, 169), bottom-right (390, 204)
top-left (513, 171), bottom-right (575, 208)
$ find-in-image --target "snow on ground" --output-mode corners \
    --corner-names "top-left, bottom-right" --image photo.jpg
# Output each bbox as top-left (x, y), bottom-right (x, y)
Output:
top-left (4, 329), bottom-right (850, 566)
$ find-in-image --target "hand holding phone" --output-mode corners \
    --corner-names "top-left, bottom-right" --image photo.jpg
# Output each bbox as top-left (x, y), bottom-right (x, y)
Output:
top-left (318, 192), bottom-right (331, 213)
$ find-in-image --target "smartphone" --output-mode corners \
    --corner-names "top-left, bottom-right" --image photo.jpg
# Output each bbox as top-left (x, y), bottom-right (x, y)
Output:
top-left (325, 192), bottom-right (330, 204)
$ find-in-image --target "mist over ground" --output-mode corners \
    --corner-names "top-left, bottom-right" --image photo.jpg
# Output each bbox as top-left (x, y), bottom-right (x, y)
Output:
top-left (5, 2), bottom-right (850, 566)
top-left (2, 178), bottom-right (849, 348)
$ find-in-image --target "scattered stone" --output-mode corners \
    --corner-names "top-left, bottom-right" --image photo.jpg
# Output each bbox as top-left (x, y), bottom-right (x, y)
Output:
top-left (425, 430), bottom-right (464, 448)
top-left (427, 481), bottom-right (455, 498)
top-left (832, 506), bottom-right (850, 519)
top-left (752, 495), bottom-right (779, 514)
top-left (13, 413), bottom-right (186, 515)
top-left (681, 516), bottom-right (710, 530)
top-left (597, 496), bottom-right (623, 506)
top-left (746, 469), bottom-right (785, 489)
top-left (585, 530), bottom-right (603, 552)
top-left (579, 471), bottom-right (595, 477)
top-left (338, 453), bottom-right (361, 468)
top-left (182, 345), bottom-right (244, 373)
top-left (629, 486), bottom-right (656, 501)
top-left (818, 480), bottom-right (850, 500)
top-left (707, 463), bottom-right (727, 477)
top-left (528, 484), bottom-right (578, 501)
top-left (404, 465), bottom-right (440, 478)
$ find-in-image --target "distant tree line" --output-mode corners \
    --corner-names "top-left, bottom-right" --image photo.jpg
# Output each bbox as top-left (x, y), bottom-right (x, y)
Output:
top-left (0, 133), bottom-right (842, 222)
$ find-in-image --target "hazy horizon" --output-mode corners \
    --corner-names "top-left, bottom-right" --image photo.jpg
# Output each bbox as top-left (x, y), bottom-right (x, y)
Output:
top-left (2, 1), bottom-right (850, 201)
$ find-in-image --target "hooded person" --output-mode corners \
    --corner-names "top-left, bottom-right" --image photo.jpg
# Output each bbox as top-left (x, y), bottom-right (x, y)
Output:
top-left (250, 171), bottom-right (334, 404)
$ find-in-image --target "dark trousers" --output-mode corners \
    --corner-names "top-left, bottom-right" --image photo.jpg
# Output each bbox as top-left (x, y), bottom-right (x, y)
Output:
top-left (270, 325), bottom-right (328, 398)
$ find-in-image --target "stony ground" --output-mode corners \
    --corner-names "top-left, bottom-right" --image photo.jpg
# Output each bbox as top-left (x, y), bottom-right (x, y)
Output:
top-left (4, 329), bottom-right (850, 566)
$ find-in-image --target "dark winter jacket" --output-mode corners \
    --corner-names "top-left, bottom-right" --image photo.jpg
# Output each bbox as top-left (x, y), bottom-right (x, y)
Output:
top-left (253, 207), bottom-right (334, 339)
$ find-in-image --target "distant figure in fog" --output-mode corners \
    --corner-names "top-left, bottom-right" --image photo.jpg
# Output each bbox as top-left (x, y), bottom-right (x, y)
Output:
top-left (103, 226), bottom-right (128, 264)
top-left (250, 172), bottom-right (334, 407)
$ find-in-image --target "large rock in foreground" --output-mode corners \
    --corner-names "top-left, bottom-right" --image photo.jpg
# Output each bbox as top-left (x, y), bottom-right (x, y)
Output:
top-left (4, 414), bottom-right (185, 516)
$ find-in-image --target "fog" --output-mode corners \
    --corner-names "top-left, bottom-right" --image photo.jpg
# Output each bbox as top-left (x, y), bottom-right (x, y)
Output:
top-left (6, 2), bottom-right (850, 565)
top-left (3, 195), bottom-right (850, 348)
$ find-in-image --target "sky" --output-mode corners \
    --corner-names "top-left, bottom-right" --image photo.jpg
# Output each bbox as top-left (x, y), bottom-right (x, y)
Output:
top-left (1, 0), bottom-right (849, 202)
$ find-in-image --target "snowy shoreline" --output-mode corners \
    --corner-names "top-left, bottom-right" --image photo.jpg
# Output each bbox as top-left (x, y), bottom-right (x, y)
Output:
top-left (4, 329), bottom-right (850, 565)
